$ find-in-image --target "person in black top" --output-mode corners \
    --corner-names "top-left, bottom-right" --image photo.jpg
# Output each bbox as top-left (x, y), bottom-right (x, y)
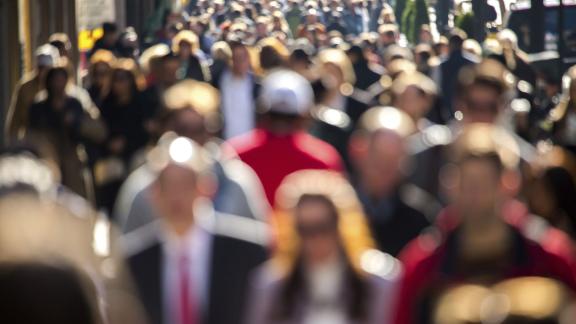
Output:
top-left (28, 63), bottom-right (104, 200)
top-left (348, 107), bottom-right (436, 256)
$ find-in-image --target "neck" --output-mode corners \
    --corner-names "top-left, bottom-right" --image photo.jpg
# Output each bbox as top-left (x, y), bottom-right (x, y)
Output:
top-left (459, 213), bottom-right (510, 260)
top-left (166, 214), bottom-right (195, 238)
top-left (305, 250), bottom-right (341, 270)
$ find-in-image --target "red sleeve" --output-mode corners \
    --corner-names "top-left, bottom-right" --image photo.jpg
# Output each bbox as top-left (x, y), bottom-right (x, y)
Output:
top-left (392, 237), bottom-right (440, 324)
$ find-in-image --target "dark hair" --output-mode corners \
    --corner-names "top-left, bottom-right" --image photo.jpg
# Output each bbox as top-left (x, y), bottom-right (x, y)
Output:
top-left (272, 195), bottom-right (370, 322)
top-left (542, 167), bottom-right (576, 236)
top-left (449, 29), bottom-right (467, 49)
top-left (44, 66), bottom-right (69, 94)
top-left (105, 67), bottom-right (140, 103)
top-left (259, 46), bottom-right (286, 70)
top-left (0, 262), bottom-right (98, 324)
top-left (102, 22), bottom-right (118, 34)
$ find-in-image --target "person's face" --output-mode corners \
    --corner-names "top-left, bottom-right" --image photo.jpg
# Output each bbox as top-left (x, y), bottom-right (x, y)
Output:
top-left (179, 41), bottom-right (193, 59)
top-left (323, 62), bottom-right (345, 87)
top-left (462, 85), bottom-right (503, 123)
top-left (49, 72), bottom-right (68, 94)
top-left (306, 14), bottom-right (317, 25)
top-left (380, 33), bottom-right (395, 46)
top-left (105, 31), bottom-right (119, 46)
top-left (396, 86), bottom-right (432, 120)
top-left (358, 131), bottom-right (405, 197)
top-left (256, 23), bottom-right (268, 36)
top-left (154, 165), bottom-right (198, 221)
top-left (92, 62), bottom-right (111, 86)
top-left (161, 59), bottom-right (180, 86)
top-left (232, 46), bottom-right (250, 76)
top-left (419, 30), bottom-right (432, 43)
top-left (455, 159), bottom-right (502, 223)
top-left (165, 109), bottom-right (208, 144)
top-left (111, 70), bottom-right (132, 96)
top-left (296, 199), bottom-right (340, 264)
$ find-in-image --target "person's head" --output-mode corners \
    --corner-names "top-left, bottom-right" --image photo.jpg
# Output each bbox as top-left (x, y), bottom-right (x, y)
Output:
top-left (35, 44), bottom-right (60, 78)
top-left (44, 63), bottom-right (69, 96)
top-left (448, 28), bottom-right (467, 52)
top-left (378, 5), bottom-right (396, 25)
top-left (102, 22), bottom-right (119, 46)
top-left (48, 33), bottom-right (72, 58)
top-left (138, 44), bottom-right (170, 80)
top-left (109, 58), bottom-right (143, 100)
top-left (160, 80), bottom-right (220, 144)
top-left (305, 8), bottom-right (319, 25)
top-left (159, 53), bottom-right (180, 87)
top-left (210, 41), bottom-right (232, 65)
top-left (274, 170), bottom-right (375, 269)
top-left (529, 166), bottom-right (576, 237)
top-left (89, 50), bottom-right (116, 89)
top-left (317, 48), bottom-right (356, 97)
top-left (229, 41), bottom-right (251, 76)
top-left (258, 37), bottom-right (289, 71)
top-left (449, 124), bottom-right (520, 225)
top-left (150, 135), bottom-right (214, 234)
top-left (457, 59), bottom-right (514, 123)
top-left (419, 24), bottom-right (433, 44)
top-left (392, 72), bottom-right (438, 121)
top-left (378, 24), bottom-right (399, 47)
top-left (349, 107), bottom-right (415, 198)
top-left (434, 36), bottom-right (449, 57)
top-left (255, 16), bottom-right (270, 38)
top-left (172, 30), bottom-right (199, 60)
top-left (0, 262), bottom-right (99, 324)
top-left (463, 39), bottom-right (482, 58)
top-left (258, 69), bottom-right (315, 134)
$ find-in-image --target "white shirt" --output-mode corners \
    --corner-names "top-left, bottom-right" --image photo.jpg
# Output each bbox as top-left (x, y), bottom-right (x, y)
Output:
top-left (303, 258), bottom-right (347, 324)
top-left (220, 71), bottom-right (255, 140)
top-left (161, 223), bottom-right (212, 324)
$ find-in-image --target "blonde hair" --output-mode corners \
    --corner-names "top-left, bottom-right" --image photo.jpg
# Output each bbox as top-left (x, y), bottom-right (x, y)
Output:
top-left (172, 30), bottom-right (200, 54)
top-left (317, 48), bottom-right (356, 93)
top-left (272, 170), bottom-right (375, 273)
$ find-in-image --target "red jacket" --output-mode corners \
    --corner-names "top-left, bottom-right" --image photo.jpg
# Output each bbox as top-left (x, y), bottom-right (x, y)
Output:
top-left (228, 129), bottom-right (344, 206)
top-left (393, 202), bottom-right (576, 324)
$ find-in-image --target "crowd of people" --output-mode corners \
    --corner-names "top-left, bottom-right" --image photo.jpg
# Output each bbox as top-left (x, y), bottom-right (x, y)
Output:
top-left (2, 0), bottom-right (576, 323)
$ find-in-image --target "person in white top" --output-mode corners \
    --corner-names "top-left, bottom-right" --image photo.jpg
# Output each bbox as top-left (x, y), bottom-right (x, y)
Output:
top-left (219, 41), bottom-right (257, 140)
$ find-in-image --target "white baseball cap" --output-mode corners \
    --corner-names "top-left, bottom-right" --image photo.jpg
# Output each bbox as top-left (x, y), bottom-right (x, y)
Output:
top-left (259, 69), bottom-right (314, 116)
top-left (35, 44), bottom-right (60, 67)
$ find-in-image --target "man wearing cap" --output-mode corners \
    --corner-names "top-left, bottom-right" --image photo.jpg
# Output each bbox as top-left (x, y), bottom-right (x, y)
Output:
top-left (125, 134), bottom-right (268, 324)
top-left (5, 44), bottom-right (59, 142)
top-left (348, 107), bottom-right (436, 256)
top-left (228, 69), bottom-right (344, 206)
top-left (393, 124), bottom-right (576, 324)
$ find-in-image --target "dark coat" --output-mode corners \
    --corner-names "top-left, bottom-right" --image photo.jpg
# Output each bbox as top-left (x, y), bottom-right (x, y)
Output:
top-left (127, 214), bottom-right (269, 324)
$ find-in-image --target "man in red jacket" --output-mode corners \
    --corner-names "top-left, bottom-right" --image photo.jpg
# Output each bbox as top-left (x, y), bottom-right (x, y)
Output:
top-left (392, 124), bottom-right (576, 324)
top-left (227, 69), bottom-right (343, 206)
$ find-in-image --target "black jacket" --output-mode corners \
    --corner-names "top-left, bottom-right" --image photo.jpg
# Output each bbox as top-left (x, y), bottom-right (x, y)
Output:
top-left (127, 212), bottom-right (269, 324)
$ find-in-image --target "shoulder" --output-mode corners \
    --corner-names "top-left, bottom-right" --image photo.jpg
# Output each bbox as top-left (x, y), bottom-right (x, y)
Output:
top-left (121, 221), bottom-right (162, 259)
top-left (207, 211), bottom-right (270, 248)
top-left (226, 130), bottom-right (267, 156)
top-left (295, 132), bottom-right (343, 168)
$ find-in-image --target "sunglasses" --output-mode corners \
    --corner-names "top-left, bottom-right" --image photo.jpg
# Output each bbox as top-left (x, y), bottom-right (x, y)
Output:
top-left (466, 99), bottom-right (500, 113)
top-left (296, 221), bottom-right (338, 238)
